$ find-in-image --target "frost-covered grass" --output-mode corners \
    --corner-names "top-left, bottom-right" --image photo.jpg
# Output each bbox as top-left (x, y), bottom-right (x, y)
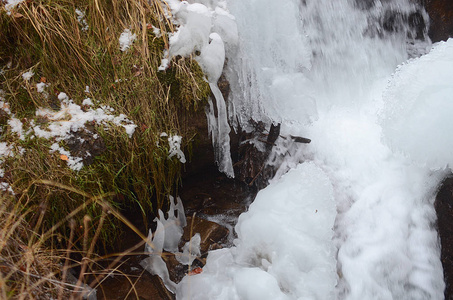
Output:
top-left (0, 0), bottom-right (210, 246)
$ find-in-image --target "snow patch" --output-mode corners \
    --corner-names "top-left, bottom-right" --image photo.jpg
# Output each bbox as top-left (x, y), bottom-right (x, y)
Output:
top-left (75, 8), bottom-right (89, 32)
top-left (167, 135), bottom-right (186, 163)
top-left (119, 29), bottom-right (136, 52)
top-left (381, 38), bottom-right (453, 170)
top-left (177, 163), bottom-right (337, 299)
top-left (22, 70), bottom-right (34, 81)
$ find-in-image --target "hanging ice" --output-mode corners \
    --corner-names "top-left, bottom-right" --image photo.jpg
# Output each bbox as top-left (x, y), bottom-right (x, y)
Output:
top-left (161, 0), bottom-right (237, 177)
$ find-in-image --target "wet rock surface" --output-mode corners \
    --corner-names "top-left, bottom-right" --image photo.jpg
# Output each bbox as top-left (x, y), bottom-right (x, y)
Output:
top-left (435, 176), bottom-right (453, 300)
top-left (96, 165), bottom-right (255, 299)
top-left (424, 0), bottom-right (453, 42)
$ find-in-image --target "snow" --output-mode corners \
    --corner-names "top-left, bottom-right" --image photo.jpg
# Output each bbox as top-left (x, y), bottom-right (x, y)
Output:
top-left (75, 9), bottom-right (89, 32)
top-left (34, 96), bottom-right (136, 143)
top-left (36, 82), bottom-right (48, 94)
top-left (50, 143), bottom-right (84, 171)
top-left (380, 39), bottom-right (453, 170)
top-left (176, 163), bottom-right (337, 299)
top-left (7, 117), bottom-right (25, 140)
top-left (167, 135), bottom-right (186, 163)
top-left (4, 0), bottom-right (25, 14)
top-left (173, 0), bottom-right (450, 299)
top-left (119, 29), bottom-right (136, 52)
top-left (22, 70), bottom-right (34, 81)
top-left (1, 84), bottom-right (136, 172)
top-left (82, 98), bottom-right (93, 106)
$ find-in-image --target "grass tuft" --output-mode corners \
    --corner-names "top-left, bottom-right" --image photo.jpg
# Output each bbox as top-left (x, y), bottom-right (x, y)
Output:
top-left (0, 0), bottom-right (211, 247)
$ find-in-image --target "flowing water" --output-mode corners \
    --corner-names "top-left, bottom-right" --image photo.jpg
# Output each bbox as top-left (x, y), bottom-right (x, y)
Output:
top-left (221, 0), bottom-right (445, 299)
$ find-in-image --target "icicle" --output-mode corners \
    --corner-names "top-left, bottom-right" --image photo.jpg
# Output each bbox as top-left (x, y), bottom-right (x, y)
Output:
top-left (196, 33), bottom-right (235, 178)
top-left (176, 196), bottom-right (187, 227)
top-left (176, 233), bottom-right (201, 265)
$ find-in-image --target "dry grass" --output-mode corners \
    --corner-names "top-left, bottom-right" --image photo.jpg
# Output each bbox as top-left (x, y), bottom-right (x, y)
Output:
top-left (0, 180), bottom-right (163, 299)
top-left (0, 0), bottom-right (210, 247)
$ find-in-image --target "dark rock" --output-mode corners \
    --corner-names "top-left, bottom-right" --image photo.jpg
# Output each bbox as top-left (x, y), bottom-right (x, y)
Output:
top-left (162, 252), bottom-right (189, 283)
top-left (234, 121), bottom-right (281, 189)
top-left (181, 165), bottom-right (254, 218)
top-left (435, 176), bottom-right (453, 299)
top-left (182, 216), bottom-right (229, 253)
top-left (97, 265), bottom-right (174, 300)
top-left (424, 0), bottom-right (453, 42)
top-left (218, 73), bottom-right (230, 102)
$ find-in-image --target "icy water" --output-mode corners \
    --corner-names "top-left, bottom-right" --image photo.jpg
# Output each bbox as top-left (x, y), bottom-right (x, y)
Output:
top-left (172, 0), bottom-right (453, 299)
top-left (222, 0), bottom-right (446, 299)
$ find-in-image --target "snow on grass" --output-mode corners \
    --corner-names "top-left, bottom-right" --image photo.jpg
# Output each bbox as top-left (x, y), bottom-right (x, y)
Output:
top-left (119, 29), bottom-right (136, 52)
top-left (167, 135), bottom-right (186, 163)
top-left (75, 8), bottom-right (89, 32)
top-left (4, 0), bottom-right (25, 15)
top-left (7, 117), bottom-right (25, 140)
top-left (33, 95), bottom-right (136, 142)
top-left (22, 70), bottom-right (34, 81)
top-left (1, 82), bottom-right (137, 172)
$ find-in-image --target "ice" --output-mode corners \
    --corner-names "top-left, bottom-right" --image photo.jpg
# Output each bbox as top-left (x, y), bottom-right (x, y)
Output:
top-left (141, 196), bottom-right (189, 292)
top-left (207, 83), bottom-right (234, 177)
top-left (141, 216), bottom-right (178, 293)
top-left (380, 38), bottom-right (453, 170)
top-left (152, 196), bottom-right (186, 252)
top-left (176, 233), bottom-right (201, 265)
top-left (176, 163), bottom-right (337, 299)
top-left (174, 0), bottom-right (448, 299)
top-left (162, 0), bottom-right (238, 177)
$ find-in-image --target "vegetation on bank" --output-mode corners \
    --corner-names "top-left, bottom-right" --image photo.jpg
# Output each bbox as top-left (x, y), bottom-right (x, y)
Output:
top-left (0, 0), bottom-right (210, 249)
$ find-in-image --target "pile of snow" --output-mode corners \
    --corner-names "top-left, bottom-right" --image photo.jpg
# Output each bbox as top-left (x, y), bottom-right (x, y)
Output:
top-left (119, 29), bottom-right (136, 52)
top-left (160, 0), bottom-right (238, 177)
top-left (176, 163), bottom-right (337, 299)
top-left (4, 0), bottom-right (25, 14)
top-left (22, 70), bottom-right (34, 81)
top-left (159, 132), bottom-right (187, 164)
top-left (380, 38), bottom-right (453, 170)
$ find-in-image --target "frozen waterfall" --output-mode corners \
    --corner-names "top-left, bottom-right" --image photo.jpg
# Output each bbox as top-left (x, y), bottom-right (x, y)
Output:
top-left (176, 0), bottom-right (453, 299)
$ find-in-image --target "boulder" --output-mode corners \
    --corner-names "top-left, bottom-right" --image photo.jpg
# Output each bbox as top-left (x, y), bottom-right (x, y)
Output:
top-left (425, 0), bottom-right (453, 42)
top-left (435, 176), bottom-right (453, 299)
top-left (181, 216), bottom-right (229, 253)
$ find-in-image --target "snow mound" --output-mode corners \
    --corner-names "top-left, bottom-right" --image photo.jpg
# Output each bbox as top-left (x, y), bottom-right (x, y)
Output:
top-left (381, 38), bottom-right (453, 170)
top-left (177, 162), bottom-right (337, 299)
